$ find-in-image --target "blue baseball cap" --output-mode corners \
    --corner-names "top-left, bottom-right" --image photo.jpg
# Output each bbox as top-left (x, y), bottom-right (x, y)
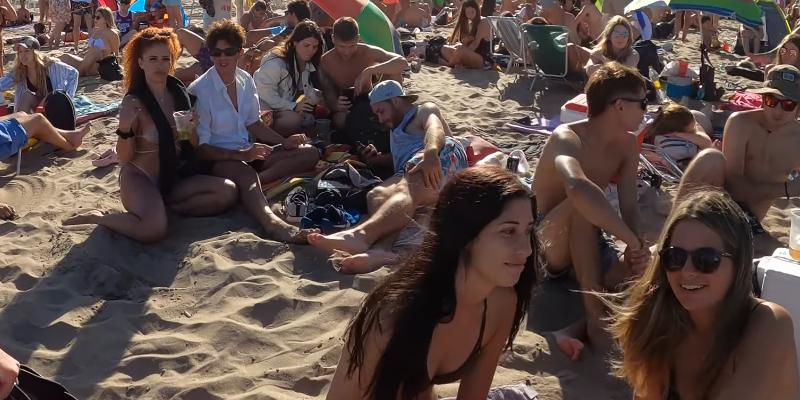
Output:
top-left (369, 80), bottom-right (418, 105)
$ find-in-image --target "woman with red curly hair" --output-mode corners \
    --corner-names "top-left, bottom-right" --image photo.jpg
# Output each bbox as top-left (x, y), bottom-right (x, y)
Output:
top-left (64, 27), bottom-right (237, 242)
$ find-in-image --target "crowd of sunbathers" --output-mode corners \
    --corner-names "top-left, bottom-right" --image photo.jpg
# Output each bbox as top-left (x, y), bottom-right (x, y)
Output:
top-left (1, 0), bottom-right (800, 399)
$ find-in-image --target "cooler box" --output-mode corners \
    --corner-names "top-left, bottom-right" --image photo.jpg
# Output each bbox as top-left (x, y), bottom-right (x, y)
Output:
top-left (756, 247), bottom-right (800, 377)
top-left (560, 93), bottom-right (588, 123)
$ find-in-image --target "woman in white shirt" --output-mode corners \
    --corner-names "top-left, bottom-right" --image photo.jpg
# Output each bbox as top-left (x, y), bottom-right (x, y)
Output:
top-left (254, 20), bottom-right (324, 136)
top-left (0, 36), bottom-right (78, 114)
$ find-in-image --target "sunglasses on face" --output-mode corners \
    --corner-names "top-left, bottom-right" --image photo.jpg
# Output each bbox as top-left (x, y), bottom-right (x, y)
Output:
top-left (660, 246), bottom-right (733, 274)
top-left (780, 47), bottom-right (799, 58)
top-left (763, 93), bottom-right (798, 112)
top-left (613, 97), bottom-right (647, 110)
top-left (612, 29), bottom-right (629, 38)
top-left (209, 47), bottom-right (240, 57)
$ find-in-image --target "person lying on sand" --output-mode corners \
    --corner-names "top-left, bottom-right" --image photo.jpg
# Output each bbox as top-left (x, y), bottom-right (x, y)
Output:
top-left (60, 7), bottom-right (120, 77)
top-left (188, 20), bottom-right (319, 243)
top-left (319, 17), bottom-right (408, 131)
top-left (608, 190), bottom-right (799, 400)
top-left (327, 166), bottom-right (538, 399)
top-left (309, 80), bottom-right (469, 273)
top-left (239, 0), bottom-right (273, 32)
top-left (243, 0), bottom-right (309, 49)
top-left (642, 102), bottom-right (713, 167)
top-left (0, 111), bottom-right (89, 161)
top-left (675, 65), bottom-right (800, 237)
top-left (63, 28), bottom-right (238, 242)
top-left (391, 0), bottom-right (432, 29)
top-left (533, 62), bottom-right (651, 356)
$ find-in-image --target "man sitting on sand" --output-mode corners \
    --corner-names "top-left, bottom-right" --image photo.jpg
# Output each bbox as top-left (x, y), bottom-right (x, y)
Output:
top-left (676, 65), bottom-right (800, 235)
top-left (0, 111), bottom-right (89, 162)
top-left (308, 80), bottom-right (469, 273)
top-left (533, 62), bottom-right (651, 355)
top-left (319, 17), bottom-right (409, 131)
top-left (189, 20), bottom-right (319, 243)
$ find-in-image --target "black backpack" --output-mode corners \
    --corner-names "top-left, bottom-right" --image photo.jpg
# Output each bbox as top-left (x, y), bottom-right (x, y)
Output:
top-left (334, 95), bottom-right (391, 156)
top-left (43, 91), bottom-right (76, 130)
top-left (699, 46), bottom-right (723, 101)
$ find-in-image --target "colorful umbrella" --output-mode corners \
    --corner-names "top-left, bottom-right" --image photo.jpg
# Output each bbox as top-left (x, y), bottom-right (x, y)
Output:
top-left (624, 0), bottom-right (763, 29)
top-left (312, 0), bottom-right (397, 53)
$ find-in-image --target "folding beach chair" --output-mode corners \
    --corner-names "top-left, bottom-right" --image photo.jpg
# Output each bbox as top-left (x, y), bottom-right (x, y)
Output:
top-left (640, 143), bottom-right (684, 184)
top-left (486, 16), bottom-right (529, 74)
top-left (522, 24), bottom-right (569, 91)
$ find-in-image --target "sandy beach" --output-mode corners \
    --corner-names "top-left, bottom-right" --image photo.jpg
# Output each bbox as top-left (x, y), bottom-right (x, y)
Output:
top-left (0, 8), bottom-right (793, 399)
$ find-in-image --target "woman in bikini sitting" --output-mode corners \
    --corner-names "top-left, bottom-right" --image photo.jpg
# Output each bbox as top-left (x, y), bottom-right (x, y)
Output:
top-left (327, 166), bottom-right (539, 399)
top-left (607, 189), bottom-right (798, 399)
top-left (60, 6), bottom-right (120, 77)
top-left (63, 28), bottom-right (238, 243)
top-left (429, 0), bottom-right (493, 69)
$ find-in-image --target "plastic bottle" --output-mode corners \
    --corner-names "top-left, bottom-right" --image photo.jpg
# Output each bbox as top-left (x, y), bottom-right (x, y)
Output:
top-left (697, 84), bottom-right (705, 101)
top-left (649, 68), bottom-right (667, 104)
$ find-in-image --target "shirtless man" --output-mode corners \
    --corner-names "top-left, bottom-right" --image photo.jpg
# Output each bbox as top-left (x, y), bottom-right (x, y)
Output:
top-left (308, 80), bottom-right (469, 273)
top-left (244, 0), bottom-right (309, 48)
top-left (239, 0), bottom-right (272, 32)
top-left (534, 62), bottom-right (650, 353)
top-left (541, 0), bottom-right (577, 43)
top-left (320, 17), bottom-right (409, 130)
top-left (392, 0), bottom-right (431, 29)
top-left (676, 65), bottom-right (800, 234)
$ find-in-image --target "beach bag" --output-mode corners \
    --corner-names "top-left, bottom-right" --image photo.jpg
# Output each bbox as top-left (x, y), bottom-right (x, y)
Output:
top-left (634, 40), bottom-right (663, 78)
top-left (97, 56), bottom-right (123, 82)
top-left (652, 21), bottom-right (674, 40)
top-left (425, 35), bottom-right (447, 63)
top-left (42, 91), bottom-right (76, 130)
top-left (699, 47), bottom-right (722, 101)
top-left (8, 365), bottom-right (79, 400)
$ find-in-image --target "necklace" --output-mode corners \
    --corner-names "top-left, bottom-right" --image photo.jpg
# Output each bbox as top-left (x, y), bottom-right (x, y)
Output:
top-left (223, 77), bottom-right (236, 87)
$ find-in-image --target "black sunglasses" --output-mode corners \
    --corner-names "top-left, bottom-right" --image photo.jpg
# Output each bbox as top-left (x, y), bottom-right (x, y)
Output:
top-left (613, 97), bottom-right (648, 110)
top-left (763, 93), bottom-right (798, 112)
top-left (659, 246), bottom-right (733, 274)
top-left (209, 47), bottom-right (241, 57)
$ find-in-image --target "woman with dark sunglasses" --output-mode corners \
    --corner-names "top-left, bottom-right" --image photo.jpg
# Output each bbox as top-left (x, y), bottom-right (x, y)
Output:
top-left (60, 6), bottom-right (119, 76)
top-left (607, 189), bottom-right (798, 400)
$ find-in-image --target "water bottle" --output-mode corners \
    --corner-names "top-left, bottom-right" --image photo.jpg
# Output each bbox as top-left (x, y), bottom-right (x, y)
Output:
top-left (649, 68), bottom-right (666, 104)
top-left (697, 84), bottom-right (705, 101)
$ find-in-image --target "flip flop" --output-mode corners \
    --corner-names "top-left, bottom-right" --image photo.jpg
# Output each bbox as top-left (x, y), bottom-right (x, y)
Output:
top-left (91, 149), bottom-right (118, 167)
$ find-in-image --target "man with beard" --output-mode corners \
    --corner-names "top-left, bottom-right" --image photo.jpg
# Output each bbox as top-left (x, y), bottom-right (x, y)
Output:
top-left (307, 80), bottom-right (468, 273)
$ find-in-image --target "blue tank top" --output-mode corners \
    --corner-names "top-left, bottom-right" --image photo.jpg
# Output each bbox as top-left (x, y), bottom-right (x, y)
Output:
top-left (116, 11), bottom-right (133, 36)
top-left (390, 105), bottom-right (422, 174)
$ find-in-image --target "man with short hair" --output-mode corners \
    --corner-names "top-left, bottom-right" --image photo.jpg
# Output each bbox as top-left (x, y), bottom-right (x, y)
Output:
top-left (308, 80), bottom-right (468, 273)
top-left (676, 65), bottom-right (800, 235)
top-left (534, 62), bottom-right (651, 353)
top-left (320, 17), bottom-right (408, 130)
top-left (245, 0), bottom-right (310, 47)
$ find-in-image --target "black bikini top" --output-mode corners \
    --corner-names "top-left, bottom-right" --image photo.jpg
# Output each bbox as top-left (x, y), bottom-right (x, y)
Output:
top-left (430, 299), bottom-right (487, 385)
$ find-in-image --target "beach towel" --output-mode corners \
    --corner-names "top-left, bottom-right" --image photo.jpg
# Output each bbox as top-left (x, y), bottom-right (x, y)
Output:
top-left (723, 91), bottom-right (762, 111)
top-left (73, 96), bottom-right (120, 124)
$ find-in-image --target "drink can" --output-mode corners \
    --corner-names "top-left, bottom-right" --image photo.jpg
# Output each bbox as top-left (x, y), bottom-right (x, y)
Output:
top-left (506, 156), bottom-right (520, 173)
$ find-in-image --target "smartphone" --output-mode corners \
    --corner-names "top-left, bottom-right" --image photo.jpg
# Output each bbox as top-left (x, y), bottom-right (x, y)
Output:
top-left (342, 87), bottom-right (356, 102)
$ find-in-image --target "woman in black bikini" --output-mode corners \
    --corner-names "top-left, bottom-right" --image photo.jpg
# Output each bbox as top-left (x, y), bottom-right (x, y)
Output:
top-left (607, 189), bottom-right (798, 399)
top-left (434, 0), bottom-right (493, 69)
top-left (327, 166), bottom-right (539, 399)
top-left (63, 28), bottom-right (237, 243)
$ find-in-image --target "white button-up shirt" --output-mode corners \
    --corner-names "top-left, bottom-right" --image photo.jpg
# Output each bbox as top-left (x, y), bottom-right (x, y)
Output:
top-left (189, 66), bottom-right (261, 151)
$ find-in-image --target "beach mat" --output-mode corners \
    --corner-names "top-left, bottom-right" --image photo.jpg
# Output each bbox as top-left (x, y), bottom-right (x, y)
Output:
top-left (74, 96), bottom-right (119, 125)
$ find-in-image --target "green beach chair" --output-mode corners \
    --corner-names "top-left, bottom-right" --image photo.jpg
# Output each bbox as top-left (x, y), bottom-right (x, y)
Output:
top-left (522, 24), bottom-right (569, 91)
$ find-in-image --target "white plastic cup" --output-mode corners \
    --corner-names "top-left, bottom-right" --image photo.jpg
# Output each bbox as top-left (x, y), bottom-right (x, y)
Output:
top-left (173, 110), bottom-right (192, 141)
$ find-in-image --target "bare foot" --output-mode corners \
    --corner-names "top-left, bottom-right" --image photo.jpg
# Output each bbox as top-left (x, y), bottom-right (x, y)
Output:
top-left (553, 331), bottom-right (585, 361)
top-left (63, 209), bottom-right (104, 225)
top-left (308, 229), bottom-right (371, 255)
top-left (265, 219), bottom-right (319, 244)
top-left (0, 203), bottom-right (17, 220)
top-left (65, 124), bottom-right (91, 149)
top-left (330, 249), bottom-right (400, 274)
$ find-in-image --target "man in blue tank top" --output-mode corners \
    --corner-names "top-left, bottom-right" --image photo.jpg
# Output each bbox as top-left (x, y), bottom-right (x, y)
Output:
top-left (308, 80), bottom-right (468, 274)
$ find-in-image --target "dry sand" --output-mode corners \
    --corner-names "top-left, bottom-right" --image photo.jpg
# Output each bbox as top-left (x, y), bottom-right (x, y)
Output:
top-left (0, 11), bottom-right (793, 400)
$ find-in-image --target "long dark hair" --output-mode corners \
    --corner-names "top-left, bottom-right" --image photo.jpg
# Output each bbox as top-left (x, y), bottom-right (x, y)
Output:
top-left (270, 20), bottom-right (324, 95)
top-left (449, 0), bottom-right (480, 45)
top-left (345, 166), bottom-right (539, 400)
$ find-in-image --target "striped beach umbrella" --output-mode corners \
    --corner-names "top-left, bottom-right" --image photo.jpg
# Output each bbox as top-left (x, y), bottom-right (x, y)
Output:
top-left (625, 0), bottom-right (763, 29)
top-left (312, 0), bottom-right (397, 53)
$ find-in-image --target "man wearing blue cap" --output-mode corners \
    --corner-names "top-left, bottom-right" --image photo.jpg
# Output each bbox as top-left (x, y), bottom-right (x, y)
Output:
top-left (676, 64), bottom-right (800, 235)
top-left (308, 80), bottom-right (469, 273)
